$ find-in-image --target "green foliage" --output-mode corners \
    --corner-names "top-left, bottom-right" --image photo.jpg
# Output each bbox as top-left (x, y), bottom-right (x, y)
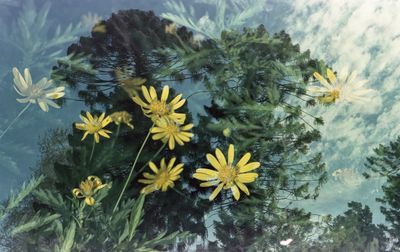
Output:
top-left (365, 137), bottom-right (400, 250)
top-left (162, 0), bottom-right (268, 39)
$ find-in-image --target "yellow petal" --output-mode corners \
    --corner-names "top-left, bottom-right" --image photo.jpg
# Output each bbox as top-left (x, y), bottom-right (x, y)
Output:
top-left (168, 137), bottom-right (175, 150)
top-left (85, 197), bottom-right (95, 206)
top-left (94, 133), bottom-right (100, 143)
top-left (236, 153), bottom-right (251, 168)
top-left (231, 185), bottom-right (240, 200)
top-left (72, 188), bottom-right (84, 198)
top-left (193, 173), bottom-right (215, 181)
top-left (236, 181), bottom-right (250, 195)
top-left (149, 161), bottom-right (159, 173)
top-left (239, 162), bottom-right (261, 173)
top-left (172, 99), bottom-right (186, 110)
top-left (86, 112), bottom-right (94, 121)
top-left (195, 168), bottom-right (218, 177)
top-left (237, 173), bottom-right (258, 183)
top-left (161, 85), bottom-right (169, 101)
top-left (206, 154), bottom-right (222, 170)
top-left (209, 183), bottom-right (224, 201)
top-left (200, 181), bottom-right (220, 187)
top-left (141, 86), bottom-right (152, 103)
top-left (215, 148), bottom-right (227, 166)
top-left (326, 68), bottom-right (337, 83)
top-left (228, 144), bottom-right (234, 164)
top-left (149, 86), bottom-right (157, 100)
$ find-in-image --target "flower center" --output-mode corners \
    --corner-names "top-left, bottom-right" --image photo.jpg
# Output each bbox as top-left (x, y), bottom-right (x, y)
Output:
top-left (80, 181), bottom-right (95, 196)
top-left (149, 101), bottom-right (170, 116)
top-left (165, 124), bottom-right (179, 135)
top-left (330, 89), bottom-right (340, 99)
top-left (87, 120), bottom-right (103, 133)
top-left (155, 170), bottom-right (170, 187)
top-left (218, 165), bottom-right (237, 186)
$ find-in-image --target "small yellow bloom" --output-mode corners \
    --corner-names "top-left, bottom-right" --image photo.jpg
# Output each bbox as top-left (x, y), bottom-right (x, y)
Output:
top-left (223, 128), bottom-right (231, 137)
top-left (138, 157), bottom-right (184, 194)
top-left (115, 67), bottom-right (146, 97)
top-left (193, 144), bottom-right (261, 201)
top-left (132, 85), bottom-right (186, 124)
top-left (92, 22), bottom-right (106, 33)
top-left (72, 176), bottom-right (107, 206)
top-left (165, 22), bottom-right (177, 34)
top-left (75, 112), bottom-right (112, 143)
top-left (309, 68), bottom-right (374, 105)
top-left (110, 111), bottom-right (134, 129)
top-left (150, 118), bottom-right (194, 150)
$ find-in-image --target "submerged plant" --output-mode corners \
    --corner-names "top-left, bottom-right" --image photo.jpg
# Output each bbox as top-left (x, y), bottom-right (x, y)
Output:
top-left (139, 157), bottom-right (184, 194)
top-left (193, 144), bottom-right (260, 201)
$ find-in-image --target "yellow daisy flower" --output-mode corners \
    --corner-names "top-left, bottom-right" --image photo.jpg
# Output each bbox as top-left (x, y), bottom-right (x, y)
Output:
top-left (138, 157), bottom-right (184, 194)
top-left (75, 112), bottom-right (112, 143)
top-left (132, 85), bottom-right (186, 124)
top-left (110, 111), bottom-right (134, 129)
top-left (72, 176), bottom-right (107, 206)
top-left (193, 144), bottom-right (261, 201)
top-left (150, 118), bottom-right (194, 150)
top-left (309, 68), bottom-right (374, 105)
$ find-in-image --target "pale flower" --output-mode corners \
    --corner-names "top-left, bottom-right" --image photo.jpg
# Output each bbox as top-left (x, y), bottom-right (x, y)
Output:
top-left (12, 67), bottom-right (65, 112)
top-left (308, 68), bottom-right (374, 105)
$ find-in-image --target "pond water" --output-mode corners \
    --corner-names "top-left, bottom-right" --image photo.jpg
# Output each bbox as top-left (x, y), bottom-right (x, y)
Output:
top-left (0, 0), bottom-right (398, 251)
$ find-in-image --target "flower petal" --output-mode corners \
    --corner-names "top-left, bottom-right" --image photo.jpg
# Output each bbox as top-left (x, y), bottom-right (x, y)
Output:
top-left (209, 183), bottom-right (224, 201)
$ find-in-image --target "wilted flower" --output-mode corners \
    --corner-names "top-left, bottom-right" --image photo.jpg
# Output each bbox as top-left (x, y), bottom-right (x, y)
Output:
top-left (193, 144), bottom-right (260, 201)
top-left (75, 112), bottom-right (112, 143)
top-left (132, 85), bottom-right (186, 124)
top-left (115, 67), bottom-right (146, 97)
top-left (72, 176), bottom-right (107, 206)
top-left (308, 68), bottom-right (374, 105)
top-left (165, 22), bottom-right (177, 34)
top-left (110, 111), bottom-right (134, 129)
top-left (138, 157), bottom-right (184, 194)
top-left (12, 67), bottom-right (65, 112)
top-left (150, 118), bottom-right (193, 150)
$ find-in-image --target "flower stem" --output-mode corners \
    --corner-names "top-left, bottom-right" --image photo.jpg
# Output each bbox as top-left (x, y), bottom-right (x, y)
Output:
top-left (0, 103), bottom-right (31, 140)
top-left (132, 142), bottom-right (167, 181)
top-left (111, 124), bottom-right (121, 148)
top-left (112, 123), bottom-right (154, 213)
top-left (89, 138), bottom-right (96, 162)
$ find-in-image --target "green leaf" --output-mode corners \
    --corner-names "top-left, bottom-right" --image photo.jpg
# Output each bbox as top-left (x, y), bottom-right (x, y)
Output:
top-left (11, 212), bottom-right (61, 236)
top-left (129, 194), bottom-right (145, 241)
top-left (59, 221), bottom-right (76, 252)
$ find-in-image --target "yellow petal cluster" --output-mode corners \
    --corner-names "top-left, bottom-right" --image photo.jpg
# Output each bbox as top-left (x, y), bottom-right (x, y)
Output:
top-left (150, 118), bottom-right (194, 150)
top-left (193, 144), bottom-right (260, 201)
top-left (132, 85), bottom-right (186, 124)
top-left (75, 112), bottom-right (112, 143)
top-left (72, 176), bottom-right (107, 206)
top-left (138, 157), bottom-right (184, 194)
top-left (110, 111), bottom-right (134, 129)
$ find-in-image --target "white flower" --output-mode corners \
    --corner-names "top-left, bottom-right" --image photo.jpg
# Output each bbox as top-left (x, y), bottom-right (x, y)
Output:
top-left (308, 68), bottom-right (374, 105)
top-left (12, 67), bottom-right (65, 112)
top-left (280, 238), bottom-right (293, 246)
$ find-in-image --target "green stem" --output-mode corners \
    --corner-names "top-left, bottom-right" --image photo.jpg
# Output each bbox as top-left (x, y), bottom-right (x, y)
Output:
top-left (112, 123), bottom-right (154, 213)
top-left (132, 142), bottom-right (167, 181)
top-left (0, 103), bottom-right (31, 140)
top-left (111, 124), bottom-right (121, 148)
top-left (89, 138), bottom-right (96, 162)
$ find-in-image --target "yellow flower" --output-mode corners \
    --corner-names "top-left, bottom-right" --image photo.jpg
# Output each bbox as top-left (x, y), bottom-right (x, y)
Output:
top-left (309, 68), bottom-right (374, 105)
top-left (150, 118), bottom-right (194, 150)
top-left (138, 157), bottom-right (184, 194)
top-left (132, 85), bottom-right (186, 124)
top-left (75, 112), bottom-right (112, 143)
top-left (115, 67), bottom-right (146, 97)
top-left (165, 22), bottom-right (177, 34)
top-left (193, 144), bottom-right (261, 201)
top-left (72, 176), bottom-right (107, 206)
top-left (110, 111), bottom-right (134, 129)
